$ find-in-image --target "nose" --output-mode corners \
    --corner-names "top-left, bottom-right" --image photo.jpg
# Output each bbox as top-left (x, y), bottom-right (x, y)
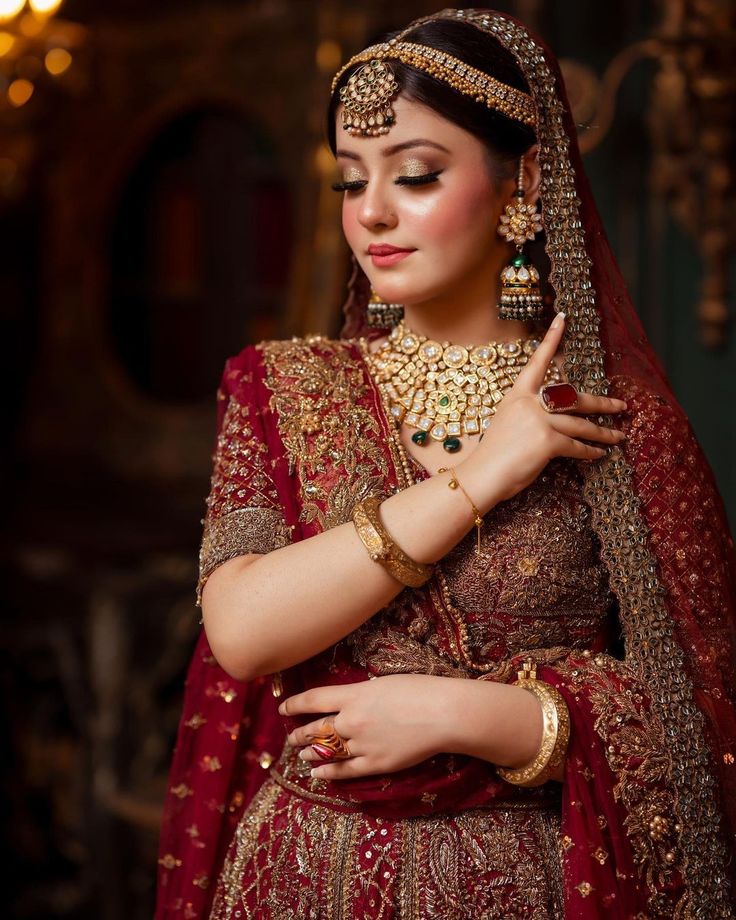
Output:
top-left (356, 181), bottom-right (398, 231)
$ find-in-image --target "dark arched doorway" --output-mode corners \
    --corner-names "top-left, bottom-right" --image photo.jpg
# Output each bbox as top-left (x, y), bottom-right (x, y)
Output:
top-left (109, 107), bottom-right (292, 404)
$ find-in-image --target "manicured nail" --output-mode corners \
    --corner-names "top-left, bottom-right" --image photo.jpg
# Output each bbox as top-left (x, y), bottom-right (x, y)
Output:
top-left (552, 311), bottom-right (566, 329)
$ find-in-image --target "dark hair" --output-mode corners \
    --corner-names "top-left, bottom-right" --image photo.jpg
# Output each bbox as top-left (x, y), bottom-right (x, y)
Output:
top-left (326, 19), bottom-right (537, 182)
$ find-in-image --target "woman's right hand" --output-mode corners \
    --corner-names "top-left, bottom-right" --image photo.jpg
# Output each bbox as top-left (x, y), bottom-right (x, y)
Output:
top-left (458, 312), bottom-right (628, 508)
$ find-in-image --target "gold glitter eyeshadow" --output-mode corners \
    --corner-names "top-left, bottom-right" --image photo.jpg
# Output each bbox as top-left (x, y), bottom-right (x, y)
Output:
top-left (398, 157), bottom-right (433, 177)
top-left (341, 166), bottom-right (365, 183)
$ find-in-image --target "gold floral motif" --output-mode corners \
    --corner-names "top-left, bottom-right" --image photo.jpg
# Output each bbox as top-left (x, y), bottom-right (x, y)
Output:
top-left (209, 779), bottom-right (564, 919)
top-left (546, 651), bottom-right (681, 914)
top-left (437, 457), bottom-right (614, 666)
top-left (258, 336), bottom-right (391, 532)
top-left (197, 388), bottom-right (292, 604)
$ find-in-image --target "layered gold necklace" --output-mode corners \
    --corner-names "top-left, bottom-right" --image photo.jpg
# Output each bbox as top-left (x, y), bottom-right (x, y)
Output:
top-left (364, 319), bottom-right (561, 452)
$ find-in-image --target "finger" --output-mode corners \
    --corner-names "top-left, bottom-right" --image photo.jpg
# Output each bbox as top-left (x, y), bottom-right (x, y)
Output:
top-left (549, 414), bottom-right (626, 446)
top-left (514, 311), bottom-right (566, 391)
top-left (298, 744), bottom-right (360, 762)
top-left (572, 392), bottom-right (628, 416)
top-left (310, 757), bottom-right (371, 780)
top-left (287, 715), bottom-right (341, 748)
top-left (555, 435), bottom-right (610, 462)
top-left (278, 686), bottom-right (347, 717)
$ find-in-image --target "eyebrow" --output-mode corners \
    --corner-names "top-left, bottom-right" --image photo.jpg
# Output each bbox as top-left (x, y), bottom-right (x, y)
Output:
top-left (335, 139), bottom-right (451, 160)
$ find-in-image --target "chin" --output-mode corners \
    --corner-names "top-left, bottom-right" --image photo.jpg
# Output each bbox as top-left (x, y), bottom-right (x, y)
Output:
top-left (364, 275), bottom-right (443, 307)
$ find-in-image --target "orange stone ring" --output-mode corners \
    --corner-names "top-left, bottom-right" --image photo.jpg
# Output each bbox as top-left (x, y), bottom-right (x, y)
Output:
top-left (538, 381), bottom-right (579, 413)
top-left (309, 719), bottom-right (352, 761)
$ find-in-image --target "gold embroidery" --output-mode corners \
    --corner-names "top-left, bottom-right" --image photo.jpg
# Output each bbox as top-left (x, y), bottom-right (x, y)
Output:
top-left (543, 651), bottom-right (681, 914)
top-left (438, 457), bottom-right (614, 665)
top-left (258, 336), bottom-right (391, 532)
top-left (198, 508), bottom-right (291, 600)
top-left (209, 779), bottom-right (564, 919)
top-left (197, 387), bottom-right (292, 603)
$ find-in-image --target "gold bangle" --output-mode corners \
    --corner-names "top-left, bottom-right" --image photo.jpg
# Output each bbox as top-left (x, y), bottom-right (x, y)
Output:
top-left (352, 495), bottom-right (434, 588)
top-left (496, 659), bottom-right (571, 787)
top-left (437, 466), bottom-right (484, 556)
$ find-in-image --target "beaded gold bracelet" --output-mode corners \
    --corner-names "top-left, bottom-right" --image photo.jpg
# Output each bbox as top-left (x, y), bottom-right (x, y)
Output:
top-left (352, 494), bottom-right (434, 588)
top-left (496, 659), bottom-right (571, 787)
top-left (437, 466), bottom-right (484, 555)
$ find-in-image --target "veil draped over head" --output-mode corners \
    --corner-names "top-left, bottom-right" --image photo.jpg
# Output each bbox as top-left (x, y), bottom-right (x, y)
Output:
top-left (156, 9), bottom-right (736, 918)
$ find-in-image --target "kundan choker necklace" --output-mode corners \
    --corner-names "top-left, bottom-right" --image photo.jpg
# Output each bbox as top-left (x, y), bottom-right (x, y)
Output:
top-left (364, 319), bottom-right (562, 452)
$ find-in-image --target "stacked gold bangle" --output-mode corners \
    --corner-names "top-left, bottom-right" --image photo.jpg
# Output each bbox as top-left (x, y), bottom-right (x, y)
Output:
top-left (352, 495), bottom-right (434, 588)
top-left (496, 659), bottom-right (571, 787)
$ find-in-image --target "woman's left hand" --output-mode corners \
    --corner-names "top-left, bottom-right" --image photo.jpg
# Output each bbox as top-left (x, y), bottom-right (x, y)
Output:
top-left (279, 674), bottom-right (456, 780)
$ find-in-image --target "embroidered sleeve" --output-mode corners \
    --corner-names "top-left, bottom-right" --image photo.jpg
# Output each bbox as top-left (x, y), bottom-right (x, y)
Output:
top-left (197, 347), bottom-right (292, 605)
top-left (482, 647), bottom-right (683, 916)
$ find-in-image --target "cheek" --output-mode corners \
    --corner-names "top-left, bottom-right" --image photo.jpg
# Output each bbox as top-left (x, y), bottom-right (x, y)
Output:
top-left (409, 181), bottom-right (498, 252)
top-left (342, 200), bottom-right (362, 248)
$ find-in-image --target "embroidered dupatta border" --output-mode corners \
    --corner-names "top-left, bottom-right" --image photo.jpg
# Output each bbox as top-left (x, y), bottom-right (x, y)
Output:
top-left (409, 8), bottom-right (730, 915)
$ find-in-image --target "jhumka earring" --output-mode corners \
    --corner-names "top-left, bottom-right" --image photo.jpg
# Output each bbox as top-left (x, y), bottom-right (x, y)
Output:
top-left (496, 155), bottom-right (545, 321)
top-left (366, 288), bottom-right (404, 328)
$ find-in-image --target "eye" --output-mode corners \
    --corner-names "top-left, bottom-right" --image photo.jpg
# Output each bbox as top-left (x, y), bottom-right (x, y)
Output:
top-left (330, 179), bottom-right (367, 193)
top-left (395, 169), bottom-right (443, 186)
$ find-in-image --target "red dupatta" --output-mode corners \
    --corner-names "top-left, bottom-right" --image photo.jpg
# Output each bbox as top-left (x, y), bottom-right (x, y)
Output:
top-left (156, 9), bottom-right (736, 919)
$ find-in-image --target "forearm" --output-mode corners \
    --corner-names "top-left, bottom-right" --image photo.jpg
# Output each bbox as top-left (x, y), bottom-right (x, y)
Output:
top-left (202, 458), bottom-right (502, 681)
top-left (440, 678), bottom-right (563, 781)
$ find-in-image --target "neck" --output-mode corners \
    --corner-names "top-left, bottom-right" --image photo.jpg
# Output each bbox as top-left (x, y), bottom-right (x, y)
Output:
top-left (401, 302), bottom-right (537, 345)
top-left (399, 250), bottom-right (540, 345)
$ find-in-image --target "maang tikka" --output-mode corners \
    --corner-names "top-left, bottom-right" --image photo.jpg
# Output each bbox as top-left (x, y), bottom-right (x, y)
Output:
top-left (496, 155), bottom-right (545, 321)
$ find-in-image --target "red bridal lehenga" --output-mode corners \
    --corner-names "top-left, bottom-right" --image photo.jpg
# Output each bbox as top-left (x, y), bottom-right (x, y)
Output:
top-left (155, 9), bottom-right (736, 920)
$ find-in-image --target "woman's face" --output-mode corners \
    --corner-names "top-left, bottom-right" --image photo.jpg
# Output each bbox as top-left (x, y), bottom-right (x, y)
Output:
top-left (334, 94), bottom-right (517, 307)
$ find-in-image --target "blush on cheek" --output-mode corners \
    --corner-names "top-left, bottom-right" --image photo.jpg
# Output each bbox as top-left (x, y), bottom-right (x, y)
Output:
top-left (425, 184), bottom-right (494, 242)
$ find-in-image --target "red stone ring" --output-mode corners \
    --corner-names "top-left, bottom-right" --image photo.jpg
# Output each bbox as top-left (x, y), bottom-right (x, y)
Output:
top-left (538, 381), bottom-right (579, 413)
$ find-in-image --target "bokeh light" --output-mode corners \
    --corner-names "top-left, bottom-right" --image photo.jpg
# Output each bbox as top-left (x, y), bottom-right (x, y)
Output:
top-left (45, 46), bottom-right (70, 75)
top-left (7, 75), bottom-right (33, 105)
top-left (0, 29), bottom-right (15, 54)
top-left (29, 0), bottom-right (63, 14)
top-left (0, 0), bottom-right (25, 22)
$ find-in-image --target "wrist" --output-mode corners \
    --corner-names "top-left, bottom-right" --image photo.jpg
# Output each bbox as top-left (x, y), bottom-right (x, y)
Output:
top-left (455, 452), bottom-right (505, 516)
top-left (441, 679), bottom-right (544, 767)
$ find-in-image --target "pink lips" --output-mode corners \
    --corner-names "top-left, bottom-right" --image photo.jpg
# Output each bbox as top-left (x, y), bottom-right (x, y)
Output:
top-left (368, 244), bottom-right (415, 267)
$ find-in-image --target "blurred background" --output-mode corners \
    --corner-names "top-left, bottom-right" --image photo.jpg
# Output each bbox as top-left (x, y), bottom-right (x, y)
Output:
top-left (1, 0), bottom-right (733, 917)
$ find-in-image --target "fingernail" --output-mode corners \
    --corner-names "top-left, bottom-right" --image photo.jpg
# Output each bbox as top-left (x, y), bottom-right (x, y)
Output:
top-left (552, 312), bottom-right (566, 329)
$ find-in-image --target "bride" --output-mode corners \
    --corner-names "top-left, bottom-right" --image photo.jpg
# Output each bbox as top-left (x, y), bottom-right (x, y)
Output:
top-left (156, 9), bottom-right (736, 918)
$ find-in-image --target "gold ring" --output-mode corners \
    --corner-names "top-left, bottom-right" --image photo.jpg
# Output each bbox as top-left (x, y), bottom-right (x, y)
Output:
top-left (309, 719), bottom-right (352, 760)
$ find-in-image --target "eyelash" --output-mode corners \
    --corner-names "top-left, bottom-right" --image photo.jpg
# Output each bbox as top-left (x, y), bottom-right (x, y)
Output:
top-left (330, 169), bottom-right (443, 193)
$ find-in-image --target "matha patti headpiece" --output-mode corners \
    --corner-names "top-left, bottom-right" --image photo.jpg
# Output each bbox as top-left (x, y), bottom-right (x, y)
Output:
top-left (332, 37), bottom-right (537, 137)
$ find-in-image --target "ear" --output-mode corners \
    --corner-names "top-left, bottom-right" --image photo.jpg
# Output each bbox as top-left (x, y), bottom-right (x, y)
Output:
top-left (522, 144), bottom-right (541, 206)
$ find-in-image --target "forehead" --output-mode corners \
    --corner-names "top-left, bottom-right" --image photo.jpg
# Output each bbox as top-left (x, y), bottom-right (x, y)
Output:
top-left (334, 94), bottom-right (472, 160)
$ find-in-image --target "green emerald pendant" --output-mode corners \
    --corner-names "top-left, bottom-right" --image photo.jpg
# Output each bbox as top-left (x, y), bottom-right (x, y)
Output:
top-left (442, 437), bottom-right (461, 452)
top-left (411, 430), bottom-right (428, 445)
